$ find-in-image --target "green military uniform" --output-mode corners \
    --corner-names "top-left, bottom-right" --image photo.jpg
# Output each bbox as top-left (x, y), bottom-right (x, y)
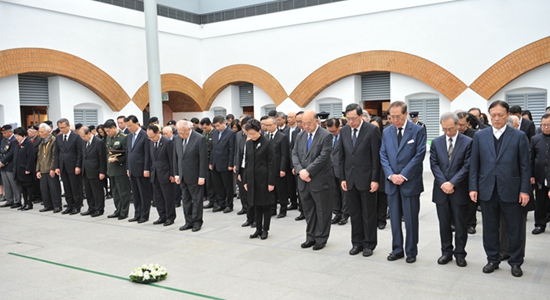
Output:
top-left (106, 130), bottom-right (131, 218)
top-left (203, 128), bottom-right (216, 202)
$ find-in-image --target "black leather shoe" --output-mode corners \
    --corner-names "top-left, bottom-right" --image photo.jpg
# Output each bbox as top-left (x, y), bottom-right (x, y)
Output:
top-left (363, 248), bottom-right (373, 257)
top-left (331, 216), bottom-right (341, 224)
top-left (467, 226), bottom-right (476, 234)
top-left (179, 223), bottom-right (193, 231)
top-left (204, 202), bottom-right (214, 209)
top-left (250, 230), bottom-right (261, 238)
top-left (107, 213), bottom-right (119, 218)
top-left (118, 215), bottom-right (127, 220)
top-left (438, 255), bottom-right (453, 265)
top-left (349, 246), bottom-right (363, 255)
top-left (0, 202), bottom-right (14, 208)
top-left (91, 211), bottom-right (103, 217)
top-left (251, 222), bottom-right (256, 228)
top-left (40, 207), bottom-right (54, 212)
top-left (456, 257), bottom-right (467, 267)
top-left (287, 204), bottom-right (298, 210)
top-left (163, 220), bottom-right (174, 226)
top-left (260, 231), bottom-right (268, 240)
top-left (61, 208), bottom-right (72, 214)
top-left (241, 221), bottom-right (252, 227)
top-left (406, 257), bottom-right (416, 263)
top-left (21, 204), bottom-right (33, 211)
top-left (153, 219), bottom-right (166, 225)
top-left (53, 208), bottom-right (62, 213)
top-left (378, 222), bottom-right (386, 230)
top-left (69, 208), bottom-right (80, 215)
top-left (312, 243), bottom-right (325, 251)
top-left (301, 240), bottom-right (316, 248)
top-left (277, 213), bottom-right (286, 219)
top-left (80, 210), bottom-right (93, 216)
top-left (128, 217), bottom-right (139, 222)
top-left (295, 213), bottom-right (305, 221)
top-left (237, 209), bottom-right (247, 215)
top-left (212, 206), bottom-right (224, 212)
top-left (192, 225), bottom-right (201, 232)
top-left (137, 218), bottom-right (148, 224)
top-left (11, 203), bottom-right (22, 209)
top-left (338, 218), bottom-right (348, 225)
top-left (511, 265), bottom-right (523, 277)
top-left (387, 253), bottom-right (404, 261)
top-left (532, 227), bottom-right (545, 234)
top-left (223, 207), bottom-right (233, 213)
top-left (482, 262), bottom-right (499, 273)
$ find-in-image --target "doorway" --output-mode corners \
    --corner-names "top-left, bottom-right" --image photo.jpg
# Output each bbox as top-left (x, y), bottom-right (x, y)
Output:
top-left (21, 106), bottom-right (48, 128)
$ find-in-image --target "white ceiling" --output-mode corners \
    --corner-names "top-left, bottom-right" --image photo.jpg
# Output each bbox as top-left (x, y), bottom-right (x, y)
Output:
top-left (156, 0), bottom-right (277, 14)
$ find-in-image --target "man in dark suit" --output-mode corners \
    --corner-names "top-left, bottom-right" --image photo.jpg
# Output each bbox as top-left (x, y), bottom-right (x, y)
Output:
top-left (147, 125), bottom-right (176, 226)
top-left (286, 112), bottom-right (299, 212)
top-left (54, 118), bottom-right (83, 215)
top-left (292, 110), bottom-right (334, 251)
top-left (457, 111), bottom-right (478, 234)
top-left (468, 108), bottom-right (488, 130)
top-left (529, 114), bottom-right (550, 234)
top-left (339, 104), bottom-right (381, 257)
top-left (117, 116), bottom-right (130, 135)
top-left (0, 125), bottom-right (21, 208)
top-left (509, 105), bottom-right (536, 141)
top-left (291, 111), bottom-right (305, 220)
top-left (430, 112), bottom-right (472, 267)
top-left (380, 101), bottom-right (426, 263)
top-left (264, 116), bottom-right (289, 218)
top-left (209, 116), bottom-right (235, 213)
top-left (125, 115), bottom-right (152, 223)
top-left (469, 100), bottom-right (530, 277)
top-left (79, 126), bottom-right (107, 217)
top-left (174, 121), bottom-right (208, 232)
top-left (28, 126), bottom-right (43, 204)
top-left (276, 112), bottom-right (290, 136)
top-left (326, 118), bottom-right (348, 226)
top-left (234, 116), bottom-right (253, 226)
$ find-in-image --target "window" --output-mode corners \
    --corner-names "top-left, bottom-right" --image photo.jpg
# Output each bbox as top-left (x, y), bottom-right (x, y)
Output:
top-left (263, 105), bottom-right (276, 116)
top-left (319, 102), bottom-right (343, 120)
top-left (74, 109), bottom-right (98, 126)
top-left (19, 74), bottom-right (49, 106)
top-left (506, 92), bottom-right (547, 126)
top-left (361, 72), bottom-right (390, 101)
top-left (407, 98), bottom-right (439, 141)
top-left (239, 83), bottom-right (254, 107)
top-left (213, 108), bottom-right (227, 117)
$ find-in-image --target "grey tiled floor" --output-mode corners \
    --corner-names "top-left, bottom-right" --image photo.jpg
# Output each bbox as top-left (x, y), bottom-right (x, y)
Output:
top-left (1, 159), bottom-right (550, 299)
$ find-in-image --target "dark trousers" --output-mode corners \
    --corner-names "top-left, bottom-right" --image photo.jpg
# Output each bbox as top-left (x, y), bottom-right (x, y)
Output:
top-left (40, 173), bottom-right (62, 210)
top-left (237, 169), bottom-right (249, 212)
top-left (534, 185), bottom-right (549, 228)
top-left (153, 177), bottom-right (176, 222)
top-left (376, 191), bottom-right (387, 225)
top-left (110, 175), bottom-right (131, 217)
top-left (287, 172), bottom-right (298, 207)
top-left (255, 204), bottom-right (272, 232)
top-left (18, 182), bottom-right (33, 206)
top-left (83, 176), bottom-right (105, 213)
top-left (435, 198), bottom-right (468, 258)
top-left (60, 169), bottom-right (82, 209)
top-left (387, 188), bottom-right (420, 258)
top-left (211, 169), bottom-right (233, 208)
top-left (466, 201), bottom-right (477, 228)
top-left (300, 186), bottom-right (332, 245)
top-left (181, 180), bottom-right (204, 226)
top-left (479, 187), bottom-right (526, 266)
top-left (347, 185), bottom-right (378, 250)
top-left (32, 176), bottom-right (41, 201)
top-left (273, 176), bottom-right (288, 214)
top-left (174, 183), bottom-right (182, 206)
top-left (332, 174), bottom-right (348, 219)
top-left (204, 168), bottom-right (216, 202)
top-left (130, 175), bottom-right (152, 220)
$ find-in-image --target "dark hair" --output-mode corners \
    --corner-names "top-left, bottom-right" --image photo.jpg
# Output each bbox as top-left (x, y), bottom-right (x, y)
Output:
top-left (57, 118), bottom-right (70, 126)
top-left (52, 128), bottom-right (60, 135)
top-left (468, 107), bottom-right (482, 115)
top-left (488, 100), bottom-right (509, 113)
top-left (147, 125), bottom-right (160, 134)
top-left (521, 110), bottom-right (533, 121)
top-left (117, 115), bottom-right (126, 121)
top-left (190, 117), bottom-right (200, 124)
top-left (45, 120), bottom-right (53, 127)
top-left (370, 117), bottom-right (384, 135)
top-left (296, 111), bottom-right (304, 116)
top-left (456, 111), bottom-right (469, 120)
top-left (213, 116), bottom-right (225, 125)
top-left (260, 116), bottom-right (269, 121)
top-left (104, 120), bottom-right (117, 129)
top-left (230, 120), bottom-right (241, 131)
top-left (13, 127), bottom-right (27, 137)
top-left (96, 125), bottom-right (105, 137)
top-left (541, 113), bottom-right (550, 121)
top-left (341, 118), bottom-right (347, 126)
top-left (75, 123), bottom-right (83, 130)
top-left (467, 113), bottom-right (480, 129)
top-left (509, 105), bottom-right (522, 115)
top-left (200, 117), bottom-right (212, 126)
top-left (88, 125), bottom-right (96, 131)
top-left (226, 114), bottom-right (235, 120)
top-left (245, 119), bottom-right (261, 132)
top-left (124, 115), bottom-right (139, 124)
top-left (345, 103), bottom-right (362, 116)
top-left (268, 110), bottom-right (277, 117)
top-left (326, 118), bottom-right (340, 128)
top-left (389, 101), bottom-right (407, 114)
top-left (241, 116), bottom-right (252, 127)
top-left (480, 113), bottom-right (489, 125)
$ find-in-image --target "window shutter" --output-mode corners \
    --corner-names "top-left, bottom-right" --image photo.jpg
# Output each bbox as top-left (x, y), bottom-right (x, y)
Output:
top-left (263, 105), bottom-right (276, 116)
top-left (19, 74), bottom-right (49, 106)
top-left (319, 102), bottom-right (343, 120)
top-left (213, 109), bottom-right (227, 117)
top-left (506, 93), bottom-right (547, 126)
top-left (74, 109), bottom-right (98, 126)
top-left (239, 83), bottom-right (254, 107)
top-left (361, 72), bottom-right (390, 101)
top-left (408, 98), bottom-right (439, 141)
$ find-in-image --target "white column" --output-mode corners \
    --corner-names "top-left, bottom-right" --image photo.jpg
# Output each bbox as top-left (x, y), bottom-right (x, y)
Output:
top-left (144, 0), bottom-right (163, 125)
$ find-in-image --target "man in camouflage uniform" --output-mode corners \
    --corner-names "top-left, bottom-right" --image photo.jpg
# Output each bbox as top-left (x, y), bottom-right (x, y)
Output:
top-left (104, 120), bottom-right (131, 220)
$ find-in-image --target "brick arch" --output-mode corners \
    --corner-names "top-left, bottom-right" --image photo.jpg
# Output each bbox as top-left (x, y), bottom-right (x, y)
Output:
top-left (203, 64), bottom-right (288, 110)
top-left (0, 48), bottom-right (129, 111)
top-left (470, 36), bottom-right (550, 100)
top-left (132, 73), bottom-right (204, 111)
top-left (290, 50), bottom-right (468, 107)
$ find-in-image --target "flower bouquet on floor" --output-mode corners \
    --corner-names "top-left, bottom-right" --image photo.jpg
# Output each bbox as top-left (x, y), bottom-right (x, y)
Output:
top-left (129, 264), bottom-right (168, 284)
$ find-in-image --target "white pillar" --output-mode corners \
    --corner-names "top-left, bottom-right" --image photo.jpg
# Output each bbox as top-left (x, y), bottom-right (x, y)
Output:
top-left (144, 0), bottom-right (163, 125)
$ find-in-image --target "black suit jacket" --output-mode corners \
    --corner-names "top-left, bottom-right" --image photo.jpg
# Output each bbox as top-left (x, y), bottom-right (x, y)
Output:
top-left (519, 118), bottom-right (536, 141)
top-left (339, 122), bottom-right (381, 191)
top-left (149, 136), bottom-right (173, 183)
top-left (210, 126), bottom-right (235, 172)
top-left (174, 131), bottom-right (207, 185)
top-left (243, 136), bottom-right (275, 206)
top-left (430, 133), bottom-right (472, 205)
top-left (126, 128), bottom-right (150, 177)
top-left (462, 127), bottom-right (477, 139)
top-left (530, 132), bottom-right (550, 184)
top-left (267, 131), bottom-right (289, 174)
top-left (82, 136), bottom-right (107, 179)
top-left (13, 138), bottom-right (35, 183)
top-left (234, 131), bottom-right (247, 173)
top-left (54, 131), bottom-right (83, 173)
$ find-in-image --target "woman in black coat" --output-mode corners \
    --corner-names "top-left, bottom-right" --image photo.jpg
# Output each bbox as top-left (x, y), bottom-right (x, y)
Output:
top-left (13, 127), bottom-right (36, 210)
top-left (243, 119), bottom-right (276, 240)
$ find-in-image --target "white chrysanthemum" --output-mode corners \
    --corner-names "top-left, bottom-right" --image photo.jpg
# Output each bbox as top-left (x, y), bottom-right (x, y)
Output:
top-left (143, 271), bottom-right (150, 280)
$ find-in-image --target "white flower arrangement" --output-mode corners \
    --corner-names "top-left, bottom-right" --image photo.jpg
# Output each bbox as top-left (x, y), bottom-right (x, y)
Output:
top-left (129, 264), bottom-right (167, 283)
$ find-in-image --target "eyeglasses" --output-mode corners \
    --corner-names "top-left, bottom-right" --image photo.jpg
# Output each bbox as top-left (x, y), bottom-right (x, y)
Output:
top-left (541, 124), bottom-right (550, 128)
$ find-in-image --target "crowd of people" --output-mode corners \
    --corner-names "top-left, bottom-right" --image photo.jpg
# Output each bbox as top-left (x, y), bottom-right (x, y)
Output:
top-left (0, 100), bottom-right (548, 278)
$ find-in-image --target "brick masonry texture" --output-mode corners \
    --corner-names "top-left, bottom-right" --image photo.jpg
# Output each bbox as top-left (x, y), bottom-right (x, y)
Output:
top-left (133, 73), bottom-right (204, 111)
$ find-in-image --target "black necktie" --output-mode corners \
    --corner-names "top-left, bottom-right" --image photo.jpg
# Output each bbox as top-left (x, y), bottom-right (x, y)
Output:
top-left (270, 133), bottom-right (274, 140)
top-left (64, 135), bottom-right (67, 142)
top-left (352, 129), bottom-right (357, 147)
top-left (397, 128), bottom-right (403, 146)
top-left (448, 138), bottom-right (453, 161)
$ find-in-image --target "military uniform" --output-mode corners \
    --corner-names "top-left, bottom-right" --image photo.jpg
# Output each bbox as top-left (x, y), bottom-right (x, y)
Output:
top-left (203, 128), bottom-right (216, 205)
top-left (106, 130), bottom-right (131, 219)
top-left (0, 125), bottom-right (21, 208)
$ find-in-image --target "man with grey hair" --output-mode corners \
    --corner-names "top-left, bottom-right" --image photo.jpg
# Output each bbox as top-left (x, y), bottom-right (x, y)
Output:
top-left (508, 115), bottom-right (520, 130)
top-left (429, 112), bottom-right (472, 267)
top-left (36, 123), bottom-right (62, 212)
top-left (362, 111), bottom-right (371, 123)
top-left (276, 111), bottom-right (290, 136)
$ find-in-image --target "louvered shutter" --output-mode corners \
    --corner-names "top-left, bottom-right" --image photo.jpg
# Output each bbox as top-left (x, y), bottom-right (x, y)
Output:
top-left (263, 105), bottom-right (276, 116)
top-left (361, 72), bottom-right (390, 101)
top-left (19, 74), bottom-right (49, 106)
top-left (506, 93), bottom-right (547, 126)
top-left (408, 98), bottom-right (439, 141)
top-left (319, 102), bottom-right (343, 119)
top-left (239, 83), bottom-right (254, 107)
top-left (74, 109), bottom-right (98, 126)
top-left (213, 109), bottom-right (227, 117)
